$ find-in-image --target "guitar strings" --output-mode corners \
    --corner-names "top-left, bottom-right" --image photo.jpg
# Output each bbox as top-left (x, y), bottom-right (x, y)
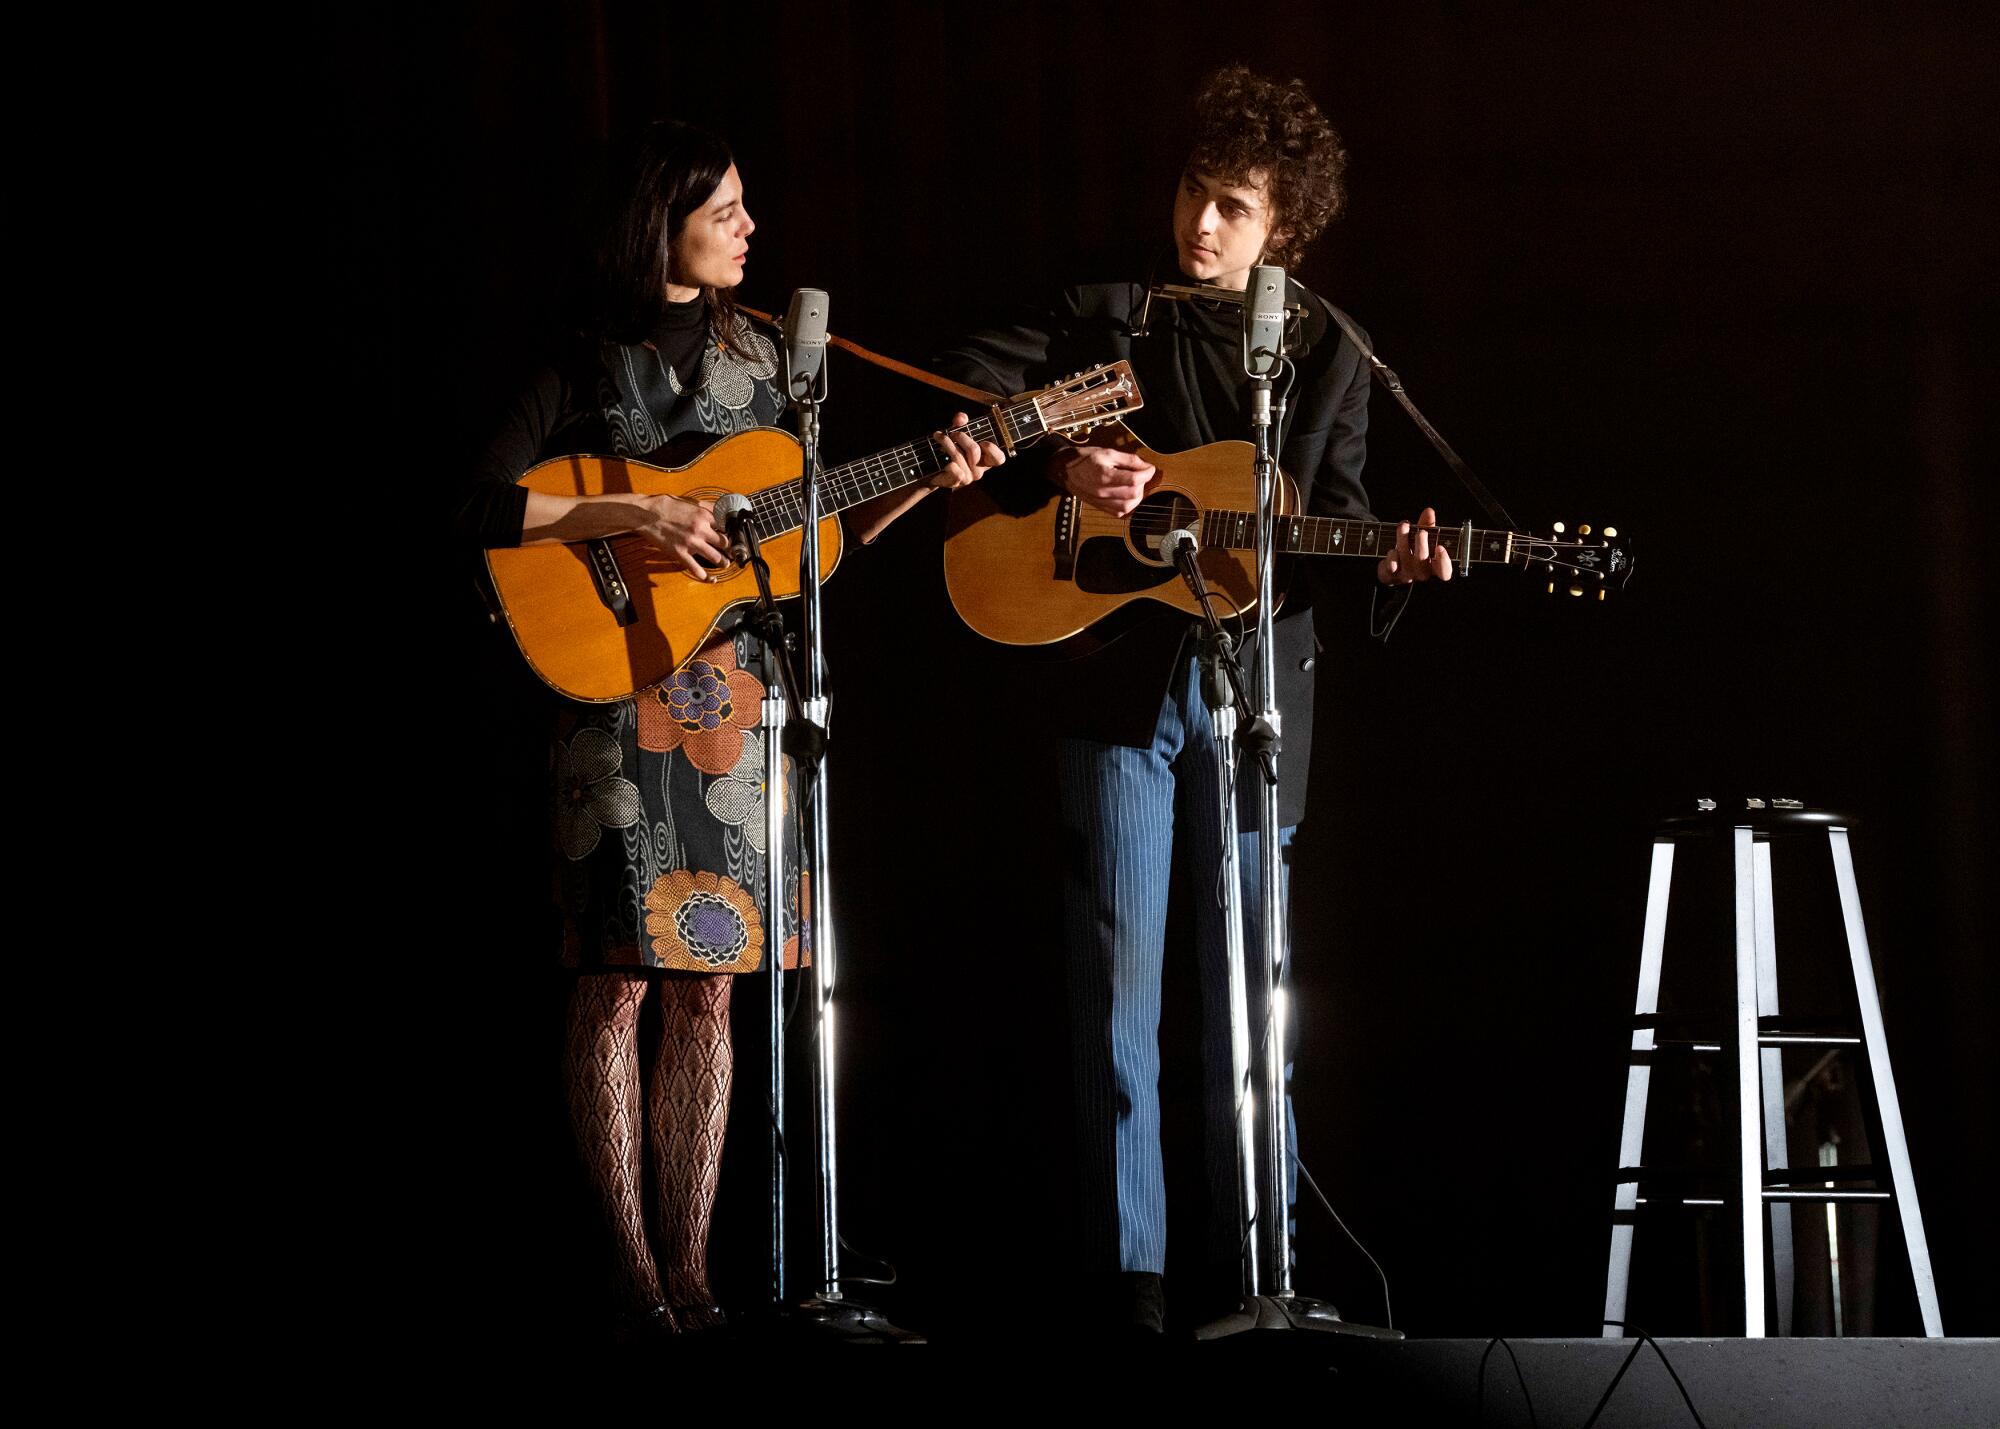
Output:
top-left (746, 375), bottom-right (1130, 537)
top-left (1108, 510), bottom-right (1601, 569)
top-left (746, 403), bottom-right (1034, 536)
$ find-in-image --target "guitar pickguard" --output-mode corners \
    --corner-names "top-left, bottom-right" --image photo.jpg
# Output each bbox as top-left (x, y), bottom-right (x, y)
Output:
top-left (1073, 537), bottom-right (1180, 595)
top-left (1070, 487), bottom-right (1203, 594)
top-left (943, 423), bottom-right (1287, 647)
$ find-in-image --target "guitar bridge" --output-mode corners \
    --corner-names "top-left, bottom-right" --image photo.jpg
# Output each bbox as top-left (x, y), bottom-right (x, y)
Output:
top-left (585, 538), bottom-right (638, 627)
top-left (1053, 494), bottom-right (1078, 582)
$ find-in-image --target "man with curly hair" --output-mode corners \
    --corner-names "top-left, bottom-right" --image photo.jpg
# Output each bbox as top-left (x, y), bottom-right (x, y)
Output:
top-left (938, 64), bottom-right (1450, 1334)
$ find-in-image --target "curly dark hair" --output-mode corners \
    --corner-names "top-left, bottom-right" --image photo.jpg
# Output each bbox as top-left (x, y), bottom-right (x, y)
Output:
top-left (1187, 64), bottom-right (1348, 268)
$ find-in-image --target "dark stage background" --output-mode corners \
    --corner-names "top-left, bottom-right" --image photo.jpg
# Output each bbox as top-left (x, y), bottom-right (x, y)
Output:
top-left (340, 3), bottom-right (1996, 1342)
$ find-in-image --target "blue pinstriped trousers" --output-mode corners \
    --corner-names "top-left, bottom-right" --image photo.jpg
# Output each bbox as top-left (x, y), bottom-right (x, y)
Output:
top-left (1059, 652), bottom-right (1297, 1277)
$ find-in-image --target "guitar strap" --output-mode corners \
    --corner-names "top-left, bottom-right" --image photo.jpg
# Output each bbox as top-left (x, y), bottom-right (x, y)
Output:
top-left (747, 303), bottom-right (1518, 533)
top-left (739, 305), bottom-right (1005, 407)
top-left (1322, 306), bottom-right (1519, 531)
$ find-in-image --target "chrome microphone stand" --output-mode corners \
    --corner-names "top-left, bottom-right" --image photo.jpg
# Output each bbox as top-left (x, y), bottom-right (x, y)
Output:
top-left (796, 370), bottom-right (837, 1305)
top-left (781, 329), bottom-right (914, 1342)
top-left (1169, 533), bottom-right (1267, 1306)
top-left (1196, 272), bottom-right (1397, 1341)
top-left (762, 665), bottom-right (788, 1307)
top-left (727, 498), bottom-right (795, 1314)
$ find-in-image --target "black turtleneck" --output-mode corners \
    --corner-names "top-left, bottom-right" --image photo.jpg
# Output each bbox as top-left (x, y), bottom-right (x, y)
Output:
top-left (650, 293), bottom-right (710, 388)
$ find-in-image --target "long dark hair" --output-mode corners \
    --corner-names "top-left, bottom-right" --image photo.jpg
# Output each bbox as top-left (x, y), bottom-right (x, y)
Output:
top-left (579, 120), bottom-right (752, 353)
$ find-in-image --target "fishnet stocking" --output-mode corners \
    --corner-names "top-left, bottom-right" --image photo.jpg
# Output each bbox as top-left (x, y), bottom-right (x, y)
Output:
top-left (563, 972), bottom-right (665, 1314)
top-left (651, 973), bottom-right (733, 1327)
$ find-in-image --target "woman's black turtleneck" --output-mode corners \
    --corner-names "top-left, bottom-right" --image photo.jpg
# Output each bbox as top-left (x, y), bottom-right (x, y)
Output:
top-left (650, 292), bottom-right (710, 389)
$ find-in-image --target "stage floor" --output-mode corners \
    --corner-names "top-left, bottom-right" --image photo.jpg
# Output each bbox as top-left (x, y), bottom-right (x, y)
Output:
top-left (734, 1332), bottom-right (1998, 1426)
top-left (1318, 1335), bottom-right (1999, 1427)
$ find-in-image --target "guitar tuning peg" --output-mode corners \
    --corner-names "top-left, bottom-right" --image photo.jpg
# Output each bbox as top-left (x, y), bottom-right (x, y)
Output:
top-left (1568, 584), bottom-right (1584, 597)
top-left (1578, 523), bottom-right (1592, 536)
top-left (1604, 526), bottom-right (1618, 538)
top-left (1552, 521), bottom-right (1566, 534)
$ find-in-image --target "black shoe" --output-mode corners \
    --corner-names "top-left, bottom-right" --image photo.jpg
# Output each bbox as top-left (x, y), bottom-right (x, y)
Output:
top-left (1117, 1271), bottom-right (1166, 1336)
top-left (669, 1302), bottom-right (727, 1334)
top-left (610, 1303), bottom-right (678, 1344)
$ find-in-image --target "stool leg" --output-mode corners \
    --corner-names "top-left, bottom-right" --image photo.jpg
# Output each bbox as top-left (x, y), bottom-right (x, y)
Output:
top-left (1753, 839), bottom-right (1795, 1335)
top-left (1604, 838), bottom-right (1674, 1338)
top-left (1828, 826), bottom-right (1944, 1336)
top-left (1733, 825), bottom-right (1767, 1337)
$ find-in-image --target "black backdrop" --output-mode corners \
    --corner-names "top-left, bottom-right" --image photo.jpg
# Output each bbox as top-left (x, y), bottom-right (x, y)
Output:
top-left (341, 2), bottom-right (1996, 1342)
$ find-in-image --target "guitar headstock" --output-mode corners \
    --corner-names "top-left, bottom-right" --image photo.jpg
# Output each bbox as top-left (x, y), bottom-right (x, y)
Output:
top-left (1519, 521), bottom-right (1635, 599)
top-left (1025, 361), bottom-right (1143, 440)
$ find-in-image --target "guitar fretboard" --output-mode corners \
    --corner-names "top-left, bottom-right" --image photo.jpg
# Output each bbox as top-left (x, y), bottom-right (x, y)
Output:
top-left (745, 405), bottom-right (1042, 539)
top-left (1195, 510), bottom-right (1516, 566)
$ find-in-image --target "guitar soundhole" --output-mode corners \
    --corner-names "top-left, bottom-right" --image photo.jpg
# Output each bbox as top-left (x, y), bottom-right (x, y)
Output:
top-left (1126, 490), bottom-right (1200, 567)
top-left (686, 486), bottom-right (750, 585)
top-left (1070, 488), bottom-right (1197, 596)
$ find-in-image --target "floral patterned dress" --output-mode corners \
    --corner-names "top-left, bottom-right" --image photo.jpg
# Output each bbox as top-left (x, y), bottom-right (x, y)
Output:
top-left (499, 301), bottom-right (803, 975)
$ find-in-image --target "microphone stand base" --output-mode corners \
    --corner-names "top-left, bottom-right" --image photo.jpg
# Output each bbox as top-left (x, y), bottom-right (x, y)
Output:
top-left (792, 1296), bottom-right (926, 1344)
top-left (1192, 1293), bottom-right (1402, 1342)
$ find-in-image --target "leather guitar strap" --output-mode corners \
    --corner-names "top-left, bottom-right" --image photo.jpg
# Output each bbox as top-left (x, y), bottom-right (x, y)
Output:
top-left (748, 304), bottom-right (1515, 531)
top-left (1323, 305), bottom-right (1519, 531)
top-left (740, 305), bottom-right (1005, 406)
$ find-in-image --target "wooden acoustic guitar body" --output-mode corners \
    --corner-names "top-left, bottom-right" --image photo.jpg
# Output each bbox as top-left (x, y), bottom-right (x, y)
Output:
top-left (943, 421), bottom-right (1298, 646)
top-left (484, 427), bottom-right (839, 702)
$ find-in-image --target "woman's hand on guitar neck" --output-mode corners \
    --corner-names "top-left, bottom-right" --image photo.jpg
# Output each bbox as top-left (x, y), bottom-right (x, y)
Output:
top-left (929, 412), bottom-right (1009, 492)
top-left (519, 489), bottom-right (730, 579)
top-left (1376, 506), bottom-right (1454, 586)
top-left (850, 412), bottom-right (1007, 544)
top-left (1051, 442), bottom-right (1156, 518)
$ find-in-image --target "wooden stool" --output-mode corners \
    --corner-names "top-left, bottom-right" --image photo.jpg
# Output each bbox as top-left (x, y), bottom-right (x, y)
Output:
top-left (1601, 799), bottom-right (1943, 1338)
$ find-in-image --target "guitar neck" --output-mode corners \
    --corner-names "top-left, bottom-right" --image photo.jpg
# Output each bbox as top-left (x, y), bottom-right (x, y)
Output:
top-left (1200, 510), bottom-right (1519, 568)
top-left (744, 402), bottom-right (1048, 540)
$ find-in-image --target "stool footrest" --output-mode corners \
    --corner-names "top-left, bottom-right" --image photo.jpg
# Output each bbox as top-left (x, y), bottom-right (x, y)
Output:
top-left (1618, 1188), bottom-right (1895, 1215)
top-left (1759, 1033), bottom-right (1861, 1046)
top-left (1615, 1200), bottom-right (1726, 1221)
top-left (1619, 1163), bottom-right (1886, 1187)
top-left (1631, 1011), bottom-right (1858, 1036)
top-left (1627, 1032), bottom-right (1860, 1061)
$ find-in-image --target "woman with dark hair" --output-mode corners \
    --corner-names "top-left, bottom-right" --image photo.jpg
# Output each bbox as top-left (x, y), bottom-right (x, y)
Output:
top-left (459, 120), bottom-right (1003, 1338)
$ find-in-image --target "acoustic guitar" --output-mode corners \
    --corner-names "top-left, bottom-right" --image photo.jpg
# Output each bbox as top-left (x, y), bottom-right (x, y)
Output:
top-left (943, 420), bottom-right (1633, 645)
top-left (486, 362), bottom-right (1142, 701)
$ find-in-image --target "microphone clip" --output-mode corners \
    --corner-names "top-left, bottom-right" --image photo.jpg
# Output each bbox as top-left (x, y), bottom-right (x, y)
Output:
top-left (1163, 526), bottom-right (1207, 607)
top-left (712, 493), bottom-right (758, 569)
